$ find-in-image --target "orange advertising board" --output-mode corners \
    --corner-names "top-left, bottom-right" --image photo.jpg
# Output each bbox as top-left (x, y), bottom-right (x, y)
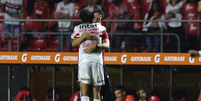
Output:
top-left (0, 52), bottom-right (200, 65)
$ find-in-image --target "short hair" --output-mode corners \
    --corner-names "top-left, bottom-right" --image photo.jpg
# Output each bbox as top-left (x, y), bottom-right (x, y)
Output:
top-left (79, 9), bottom-right (93, 23)
top-left (137, 84), bottom-right (151, 98)
top-left (92, 9), bottom-right (104, 21)
top-left (114, 85), bottom-right (125, 92)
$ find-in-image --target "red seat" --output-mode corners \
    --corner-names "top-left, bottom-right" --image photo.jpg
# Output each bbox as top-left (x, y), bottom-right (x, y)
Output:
top-left (25, 16), bottom-right (44, 31)
top-left (160, 0), bottom-right (170, 13)
top-left (14, 87), bottom-right (31, 101)
top-left (187, 22), bottom-right (199, 36)
top-left (170, 97), bottom-right (186, 101)
top-left (45, 93), bottom-right (60, 101)
top-left (142, 0), bottom-right (153, 12)
top-left (1, 36), bottom-right (21, 51)
top-left (74, 3), bottom-right (83, 25)
top-left (182, 3), bottom-right (197, 15)
top-left (23, 0), bottom-right (27, 10)
top-left (46, 36), bottom-right (58, 52)
top-left (48, 10), bottom-right (58, 30)
top-left (27, 36), bottom-right (47, 51)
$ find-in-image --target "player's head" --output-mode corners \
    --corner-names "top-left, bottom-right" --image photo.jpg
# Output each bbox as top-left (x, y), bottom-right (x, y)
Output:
top-left (114, 85), bottom-right (126, 101)
top-left (92, 9), bottom-right (104, 23)
top-left (79, 9), bottom-right (93, 23)
top-left (63, 0), bottom-right (69, 3)
top-left (137, 84), bottom-right (151, 100)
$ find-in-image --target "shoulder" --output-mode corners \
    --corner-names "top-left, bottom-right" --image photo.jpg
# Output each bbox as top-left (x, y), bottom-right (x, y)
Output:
top-left (150, 96), bottom-right (160, 101)
top-left (57, 2), bottom-right (62, 6)
top-left (126, 95), bottom-right (135, 101)
top-left (69, 2), bottom-right (75, 6)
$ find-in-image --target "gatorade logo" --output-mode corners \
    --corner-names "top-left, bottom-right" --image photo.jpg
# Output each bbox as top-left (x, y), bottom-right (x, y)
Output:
top-left (22, 53), bottom-right (27, 62)
top-left (154, 54), bottom-right (160, 63)
top-left (55, 54), bottom-right (60, 62)
top-left (121, 54), bottom-right (127, 63)
top-left (189, 57), bottom-right (195, 63)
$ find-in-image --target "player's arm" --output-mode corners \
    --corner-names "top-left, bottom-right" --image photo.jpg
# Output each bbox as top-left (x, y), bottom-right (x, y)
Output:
top-left (71, 32), bottom-right (96, 47)
top-left (189, 50), bottom-right (200, 58)
top-left (84, 31), bottom-right (110, 53)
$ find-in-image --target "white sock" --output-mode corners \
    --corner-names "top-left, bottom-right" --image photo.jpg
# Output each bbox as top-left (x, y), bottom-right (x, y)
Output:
top-left (93, 99), bottom-right (101, 101)
top-left (81, 96), bottom-right (89, 101)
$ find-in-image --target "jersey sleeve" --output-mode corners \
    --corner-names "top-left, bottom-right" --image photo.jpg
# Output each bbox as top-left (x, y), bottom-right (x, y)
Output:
top-left (150, 96), bottom-right (160, 101)
top-left (0, 0), bottom-right (6, 4)
top-left (102, 31), bottom-right (109, 40)
top-left (165, 5), bottom-right (170, 13)
top-left (126, 95), bottom-right (135, 101)
top-left (71, 26), bottom-right (80, 39)
top-left (69, 3), bottom-right (75, 17)
top-left (55, 3), bottom-right (60, 13)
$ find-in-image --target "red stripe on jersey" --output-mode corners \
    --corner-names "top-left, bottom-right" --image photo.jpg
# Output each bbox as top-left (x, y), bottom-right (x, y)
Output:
top-left (6, 2), bottom-right (21, 7)
top-left (102, 31), bottom-right (109, 40)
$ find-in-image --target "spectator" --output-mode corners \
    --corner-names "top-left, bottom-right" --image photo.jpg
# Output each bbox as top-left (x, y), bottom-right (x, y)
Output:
top-left (55, 0), bottom-right (74, 52)
top-left (33, 0), bottom-right (50, 36)
top-left (165, 0), bottom-right (187, 52)
top-left (109, 0), bottom-right (134, 52)
top-left (136, 84), bottom-right (160, 101)
top-left (114, 85), bottom-right (135, 101)
top-left (82, 0), bottom-right (102, 12)
top-left (143, 1), bottom-right (166, 52)
top-left (0, 0), bottom-right (24, 39)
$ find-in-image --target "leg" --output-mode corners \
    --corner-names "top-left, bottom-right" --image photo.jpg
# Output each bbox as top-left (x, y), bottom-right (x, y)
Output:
top-left (101, 63), bottom-right (112, 101)
top-left (4, 23), bottom-right (11, 38)
top-left (154, 35), bottom-right (160, 52)
top-left (13, 24), bottom-right (21, 37)
top-left (125, 35), bottom-right (133, 52)
top-left (93, 86), bottom-right (101, 100)
top-left (80, 82), bottom-right (90, 101)
top-left (66, 34), bottom-right (72, 52)
top-left (146, 35), bottom-right (153, 52)
top-left (115, 35), bottom-right (123, 52)
top-left (57, 35), bottom-right (63, 52)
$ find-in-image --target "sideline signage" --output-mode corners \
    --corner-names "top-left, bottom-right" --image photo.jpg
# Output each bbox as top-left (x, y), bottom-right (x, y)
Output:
top-left (0, 52), bottom-right (199, 65)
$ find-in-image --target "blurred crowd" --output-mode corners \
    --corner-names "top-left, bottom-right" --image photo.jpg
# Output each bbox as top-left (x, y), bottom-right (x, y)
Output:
top-left (0, 0), bottom-right (200, 52)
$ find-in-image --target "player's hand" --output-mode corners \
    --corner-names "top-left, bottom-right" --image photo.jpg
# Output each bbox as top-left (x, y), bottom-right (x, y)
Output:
top-left (154, 31), bottom-right (159, 35)
top-left (188, 50), bottom-right (199, 58)
top-left (84, 44), bottom-right (96, 53)
top-left (83, 33), bottom-right (97, 40)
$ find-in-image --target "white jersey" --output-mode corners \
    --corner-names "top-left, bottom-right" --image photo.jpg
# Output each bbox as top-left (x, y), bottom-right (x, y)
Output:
top-left (71, 23), bottom-right (106, 65)
top-left (1, 0), bottom-right (23, 25)
top-left (166, 1), bottom-right (183, 27)
top-left (56, 2), bottom-right (75, 31)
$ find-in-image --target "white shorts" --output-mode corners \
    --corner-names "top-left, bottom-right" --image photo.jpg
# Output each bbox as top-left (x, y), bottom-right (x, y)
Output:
top-left (78, 62), bottom-right (105, 86)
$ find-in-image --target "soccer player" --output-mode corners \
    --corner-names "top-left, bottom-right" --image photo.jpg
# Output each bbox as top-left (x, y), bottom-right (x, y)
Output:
top-left (71, 9), bottom-right (110, 101)
top-left (114, 85), bottom-right (135, 101)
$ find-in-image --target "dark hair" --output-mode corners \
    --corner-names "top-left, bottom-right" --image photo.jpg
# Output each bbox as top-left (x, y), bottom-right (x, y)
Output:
top-left (113, 0), bottom-right (123, 6)
top-left (169, 0), bottom-right (180, 5)
top-left (146, 1), bottom-right (161, 24)
top-left (114, 85), bottom-right (125, 92)
top-left (137, 84), bottom-right (151, 100)
top-left (92, 9), bottom-right (105, 21)
top-left (79, 9), bottom-right (93, 23)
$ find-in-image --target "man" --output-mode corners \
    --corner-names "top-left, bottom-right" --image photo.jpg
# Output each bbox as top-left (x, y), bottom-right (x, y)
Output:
top-left (82, 0), bottom-right (102, 12)
top-left (0, 0), bottom-right (24, 38)
top-left (55, 0), bottom-right (75, 52)
top-left (137, 84), bottom-right (160, 101)
top-left (114, 85), bottom-right (135, 101)
top-left (108, 0), bottom-right (134, 52)
top-left (92, 10), bottom-right (113, 101)
top-left (32, 0), bottom-right (50, 36)
top-left (71, 9), bottom-right (110, 101)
